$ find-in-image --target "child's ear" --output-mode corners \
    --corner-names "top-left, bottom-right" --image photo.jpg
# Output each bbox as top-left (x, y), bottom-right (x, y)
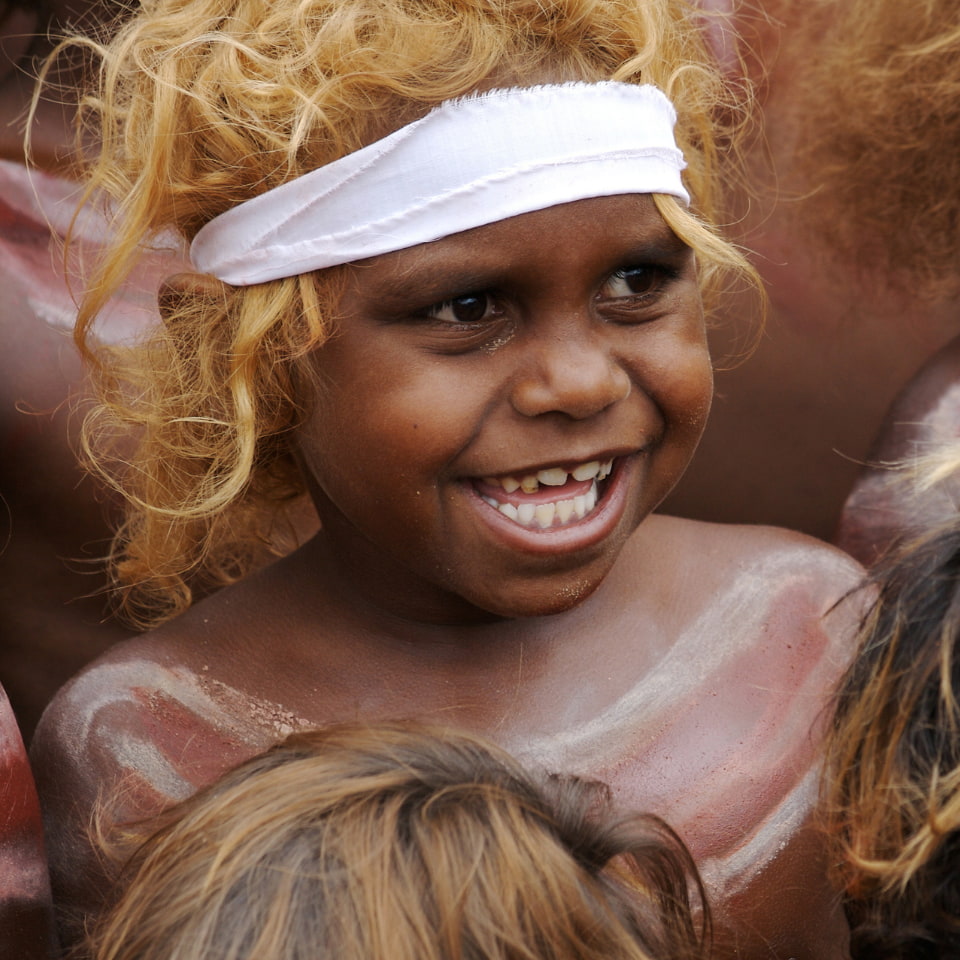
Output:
top-left (157, 272), bottom-right (228, 324)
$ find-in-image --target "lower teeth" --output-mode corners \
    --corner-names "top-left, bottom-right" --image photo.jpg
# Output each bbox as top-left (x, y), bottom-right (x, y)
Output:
top-left (481, 481), bottom-right (599, 529)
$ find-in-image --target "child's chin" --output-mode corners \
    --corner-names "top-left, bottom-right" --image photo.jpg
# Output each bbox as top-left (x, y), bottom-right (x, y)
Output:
top-left (468, 571), bottom-right (607, 621)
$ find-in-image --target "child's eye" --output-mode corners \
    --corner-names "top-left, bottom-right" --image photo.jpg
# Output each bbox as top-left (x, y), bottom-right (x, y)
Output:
top-left (599, 264), bottom-right (675, 300)
top-left (426, 292), bottom-right (501, 324)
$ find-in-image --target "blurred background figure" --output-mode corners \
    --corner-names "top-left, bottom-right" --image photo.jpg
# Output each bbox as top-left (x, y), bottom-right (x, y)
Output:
top-left (0, 681), bottom-right (53, 958)
top-left (836, 338), bottom-right (960, 566)
top-left (0, 0), bottom-right (175, 738)
top-left (668, 0), bottom-right (960, 547)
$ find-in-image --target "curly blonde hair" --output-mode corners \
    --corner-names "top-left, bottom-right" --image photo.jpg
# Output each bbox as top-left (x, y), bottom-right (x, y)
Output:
top-left (90, 722), bottom-right (709, 960)
top-left (55, 0), bottom-right (756, 625)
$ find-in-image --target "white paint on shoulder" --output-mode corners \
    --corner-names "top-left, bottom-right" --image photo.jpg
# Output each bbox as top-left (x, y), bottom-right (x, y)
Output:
top-left (53, 657), bottom-right (311, 798)
top-left (512, 542), bottom-right (856, 895)
top-left (698, 766), bottom-right (820, 900)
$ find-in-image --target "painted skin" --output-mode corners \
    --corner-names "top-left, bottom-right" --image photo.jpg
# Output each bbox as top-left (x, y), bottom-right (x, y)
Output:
top-left (0, 683), bottom-right (54, 959)
top-left (0, 160), bottom-right (186, 735)
top-left (836, 332), bottom-right (960, 566)
top-left (32, 196), bottom-right (866, 958)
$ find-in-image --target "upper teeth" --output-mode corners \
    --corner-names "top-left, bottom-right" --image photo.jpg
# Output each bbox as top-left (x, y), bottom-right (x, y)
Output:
top-left (483, 459), bottom-right (613, 494)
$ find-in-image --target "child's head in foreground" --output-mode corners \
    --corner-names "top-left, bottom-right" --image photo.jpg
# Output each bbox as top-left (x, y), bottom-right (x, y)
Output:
top-left (824, 443), bottom-right (960, 957)
top-left (61, 0), bottom-right (753, 627)
top-left (88, 722), bottom-right (708, 960)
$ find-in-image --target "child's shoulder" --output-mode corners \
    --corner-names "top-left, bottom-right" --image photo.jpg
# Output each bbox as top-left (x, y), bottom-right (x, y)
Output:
top-left (30, 598), bottom-right (303, 833)
top-left (627, 514), bottom-right (869, 673)
top-left (652, 510), bottom-right (863, 560)
top-left (33, 554), bottom-right (314, 754)
top-left (643, 512), bottom-right (866, 599)
top-left (32, 625), bottom-right (293, 800)
top-left (31, 627), bottom-right (297, 940)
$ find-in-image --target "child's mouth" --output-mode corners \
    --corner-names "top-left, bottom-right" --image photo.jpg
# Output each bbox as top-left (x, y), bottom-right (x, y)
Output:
top-left (473, 459), bottom-right (614, 529)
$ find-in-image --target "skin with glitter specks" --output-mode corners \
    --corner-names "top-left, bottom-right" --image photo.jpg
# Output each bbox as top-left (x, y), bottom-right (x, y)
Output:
top-left (32, 196), bottom-right (865, 959)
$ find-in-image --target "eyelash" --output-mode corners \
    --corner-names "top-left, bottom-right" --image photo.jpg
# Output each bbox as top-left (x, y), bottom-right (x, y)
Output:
top-left (597, 263), bottom-right (679, 303)
top-left (425, 293), bottom-right (503, 325)
top-left (420, 262), bottom-right (681, 329)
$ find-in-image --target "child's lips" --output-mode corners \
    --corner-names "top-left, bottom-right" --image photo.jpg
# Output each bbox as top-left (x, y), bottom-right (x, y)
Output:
top-left (472, 458), bottom-right (615, 530)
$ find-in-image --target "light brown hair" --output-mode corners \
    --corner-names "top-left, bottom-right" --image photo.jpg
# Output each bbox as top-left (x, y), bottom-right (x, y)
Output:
top-left (89, 722), bottom-right (709, 960)
top-left (823, 445), bottom-right (960, 956)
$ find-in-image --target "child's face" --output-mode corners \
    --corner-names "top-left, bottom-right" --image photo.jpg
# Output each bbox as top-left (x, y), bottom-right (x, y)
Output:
top-left (298, 194), bottom-right (711, 621)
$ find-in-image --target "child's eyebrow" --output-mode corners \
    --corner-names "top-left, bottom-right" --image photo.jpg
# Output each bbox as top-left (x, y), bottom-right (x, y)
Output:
top-left (350, 261), bottom-right (498, 308)
top-left (620, 233), bottom-right (693, 265)
top-left (349, 219), bottom-right (692, 306)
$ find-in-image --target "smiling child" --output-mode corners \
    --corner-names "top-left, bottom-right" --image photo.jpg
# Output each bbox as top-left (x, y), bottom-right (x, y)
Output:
top-left (29, 1), bottom-right (864, 956)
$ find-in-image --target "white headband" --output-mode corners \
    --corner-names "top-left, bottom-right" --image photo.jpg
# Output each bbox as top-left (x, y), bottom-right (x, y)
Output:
top-left (190, 82), bottom-right (689, 286)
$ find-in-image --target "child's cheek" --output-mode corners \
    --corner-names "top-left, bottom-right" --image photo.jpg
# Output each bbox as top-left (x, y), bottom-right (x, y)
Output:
top-left (658, 327), bottom-right (714, 438)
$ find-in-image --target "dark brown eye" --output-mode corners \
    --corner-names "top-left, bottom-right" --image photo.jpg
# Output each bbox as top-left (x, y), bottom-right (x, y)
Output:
top-left (427, 293), bottom-right (496, 324)
top-left (600, 265), bottom-right (669, 299)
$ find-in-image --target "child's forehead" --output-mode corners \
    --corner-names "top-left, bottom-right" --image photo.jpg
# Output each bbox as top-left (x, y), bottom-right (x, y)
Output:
top-left (404, 193), bottom-right (675, 255)
top-left (343, 194), bottom-right (685, 295)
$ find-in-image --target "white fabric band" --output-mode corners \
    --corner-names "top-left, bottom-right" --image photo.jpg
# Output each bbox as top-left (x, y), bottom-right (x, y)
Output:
top-left (190, 82), bottom-right (689, 285)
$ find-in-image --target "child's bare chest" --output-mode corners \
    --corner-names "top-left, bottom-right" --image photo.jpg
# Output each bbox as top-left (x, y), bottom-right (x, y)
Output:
top-left (107, 553), bottom-right (842, 833)
top-left (81, 598), bottom-right (836, 957)
top-left (82, 519), bottom-right (858, 907)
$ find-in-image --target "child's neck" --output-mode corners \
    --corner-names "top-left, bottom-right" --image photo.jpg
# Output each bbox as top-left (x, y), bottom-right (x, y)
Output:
top-left (167, 518), bottom-right (684, 737)
top-left (295, 527), bottom-right (605, 629)
top-left (282, 522), bottom-right (666, 672)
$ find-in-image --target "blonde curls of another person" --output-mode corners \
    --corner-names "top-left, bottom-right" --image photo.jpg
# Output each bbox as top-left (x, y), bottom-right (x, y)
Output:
top-left (824, 442), bottom-right (960, 954)
top-left (37, 0), bottom-right (758, 628)
top-left (88, 723), bottom-right (709, 960)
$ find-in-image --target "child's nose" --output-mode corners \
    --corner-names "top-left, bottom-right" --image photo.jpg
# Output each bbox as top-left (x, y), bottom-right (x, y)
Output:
top-left (509, 333), bottom-right (632, 420)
